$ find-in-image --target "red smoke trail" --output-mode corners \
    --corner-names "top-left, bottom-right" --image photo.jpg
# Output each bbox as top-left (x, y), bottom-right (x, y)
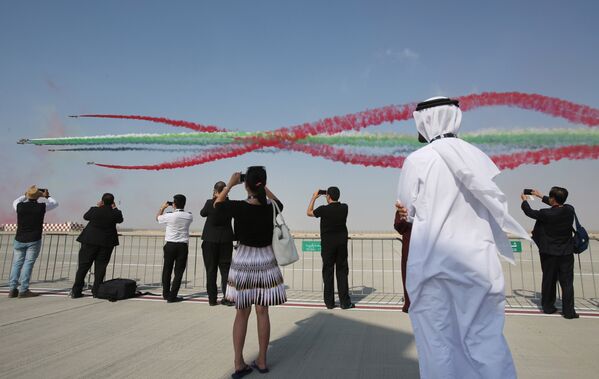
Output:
top-left (94, 143), bottom-right (263, 170)
top-left (285, 142), bottom-right (406, 168)
top-left (75, 114), bottom-right (226, 133)
top-left (491, 145), bottom-right (599, 170)
top-left (458, 92), bottom-right (599, 127)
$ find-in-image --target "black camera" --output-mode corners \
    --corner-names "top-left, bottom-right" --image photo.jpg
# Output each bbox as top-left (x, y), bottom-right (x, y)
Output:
top-left (318, 190), bottom-right (327, 195)
top-left (166, 201), bottom-right (173, 206)
top-left (239, 173), bottom-right (246, 183)
top-left (523, 189), bottom-right (533, 195)
top-left (38, 188), bottom-right (47, 193)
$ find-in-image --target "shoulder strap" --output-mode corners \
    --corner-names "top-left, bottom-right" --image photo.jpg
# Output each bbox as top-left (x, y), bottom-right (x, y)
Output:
top-left (272, 200), bottom-right (285, 227)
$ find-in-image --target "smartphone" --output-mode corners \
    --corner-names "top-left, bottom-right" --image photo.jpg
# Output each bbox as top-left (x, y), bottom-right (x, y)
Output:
top-left (166, 201), bottom-right (173, 206)
top-left (523, 189), bottom-right (533, 195)
top-left (239, 173), bottom-right (246, 183)
top-left (318, 190), bottom-right (327, 195)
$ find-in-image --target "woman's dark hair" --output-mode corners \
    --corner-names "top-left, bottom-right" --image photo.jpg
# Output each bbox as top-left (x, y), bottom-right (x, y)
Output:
top-left (213, 181), bottom-right (226, 197)
top-left (246, 166), bottom-right (267, 205)
top-left (102, 193), bottom-right (115, 207)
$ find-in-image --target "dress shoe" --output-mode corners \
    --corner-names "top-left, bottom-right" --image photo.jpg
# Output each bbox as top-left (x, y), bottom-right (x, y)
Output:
top-left (326, 304), bottom-right (336, 309)
top-left (543, 307), bottom-right (558, 314)
top-left (69, 291), bottom-right (84, 299)
top-left (167, 296), bottom-right (184, 303)
top-left (209, 300), bottom-right (218, 306)
top-left (220, 299), bottom-right (235, 306)
top-left (341, 303), bottom-right (356, 310)
top-left (562, 312), bottom-right (580, 319)
top-left (8, 289), bottom-right (19, 298)
top-left (18, 290), bottom-right (39, 298)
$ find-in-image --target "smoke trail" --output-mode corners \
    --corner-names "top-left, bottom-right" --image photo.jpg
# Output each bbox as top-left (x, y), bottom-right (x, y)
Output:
top-left (56, 92), bottom-right (599, 169)
top-left (93, 143), bottom-right (267, 170)
top-left (48, 146), bottom-right (213, 153)
top-left (73, 114), bottom-right (227, 133)
top-left (459, 92), bottom-right (599, 127)
top-left (491, 145), bottom-right (599, 170)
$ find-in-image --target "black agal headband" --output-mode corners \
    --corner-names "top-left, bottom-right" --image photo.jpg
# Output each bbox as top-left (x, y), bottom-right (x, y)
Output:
top-left (415, 97), bottom-right (460, 111)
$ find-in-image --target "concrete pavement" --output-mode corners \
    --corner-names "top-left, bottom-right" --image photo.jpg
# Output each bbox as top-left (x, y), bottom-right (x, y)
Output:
top-left (0, 291), bottom-right (598, 379)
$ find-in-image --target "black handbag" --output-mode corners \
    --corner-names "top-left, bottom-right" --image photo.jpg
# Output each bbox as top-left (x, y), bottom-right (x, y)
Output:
top-left (96, 278), bottom-right (138, 302)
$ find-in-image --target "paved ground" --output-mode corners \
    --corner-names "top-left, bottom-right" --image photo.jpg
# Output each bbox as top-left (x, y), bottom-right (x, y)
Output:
top-left (1, 289), bottom-right (598, 379)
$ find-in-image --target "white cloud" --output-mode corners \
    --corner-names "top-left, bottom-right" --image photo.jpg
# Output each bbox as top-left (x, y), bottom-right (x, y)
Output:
top-left (384, 47), bottom-right (420, 62)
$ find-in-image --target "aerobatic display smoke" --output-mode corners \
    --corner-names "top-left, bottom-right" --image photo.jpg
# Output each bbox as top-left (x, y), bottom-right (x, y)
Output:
top-left (22, 92), bottom-right (599, 170)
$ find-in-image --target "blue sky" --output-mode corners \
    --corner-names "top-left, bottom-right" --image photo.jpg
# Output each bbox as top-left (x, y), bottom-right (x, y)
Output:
top-left (1, 1), bottom-right (598, 231)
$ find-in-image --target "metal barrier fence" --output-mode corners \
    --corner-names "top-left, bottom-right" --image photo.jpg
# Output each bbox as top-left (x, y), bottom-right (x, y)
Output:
top-left (1, 232), bottom-right (598, 308)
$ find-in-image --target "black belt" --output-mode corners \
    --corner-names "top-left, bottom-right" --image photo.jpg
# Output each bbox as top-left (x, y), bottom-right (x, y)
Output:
top-left (430, 133), bottom-right (457, 142)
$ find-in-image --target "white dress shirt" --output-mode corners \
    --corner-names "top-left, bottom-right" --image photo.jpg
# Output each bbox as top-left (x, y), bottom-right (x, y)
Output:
top-left (157, 209), bottom-right (193, 243)
top-left (13, 195), bottom-right (59, 212)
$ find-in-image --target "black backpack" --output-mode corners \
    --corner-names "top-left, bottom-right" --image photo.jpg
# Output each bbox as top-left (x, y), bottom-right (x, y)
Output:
top-left (573, 213), bottom-right (589, 254)
top-left (96, 278), bottom-right (138, 302)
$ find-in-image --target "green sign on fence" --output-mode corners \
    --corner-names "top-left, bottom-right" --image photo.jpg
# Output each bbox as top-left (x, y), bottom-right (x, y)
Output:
top-left (302, 240), bottom-right (321, 252)
top-left (510, 240), bottom-right (522, 253)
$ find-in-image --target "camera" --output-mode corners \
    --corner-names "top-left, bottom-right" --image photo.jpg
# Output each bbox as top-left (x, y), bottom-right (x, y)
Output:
top-left (239, 173), bottom-right (246, 183)
top-left (166, 201), bottom-right (173, 206)
top-left (38, 188), bottom-right (47, 193)
top-left (318, 190), bottom-right (327, 195)
top-left (523, 189), bottom-right (533, 195)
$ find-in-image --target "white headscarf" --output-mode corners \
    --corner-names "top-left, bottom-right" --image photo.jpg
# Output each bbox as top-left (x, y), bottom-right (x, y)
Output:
top-left (413, 98), bottom-right (530, 261)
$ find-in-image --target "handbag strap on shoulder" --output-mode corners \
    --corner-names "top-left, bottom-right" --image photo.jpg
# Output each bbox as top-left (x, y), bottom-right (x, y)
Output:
top-left (272, 200), bottom-right (286, 227)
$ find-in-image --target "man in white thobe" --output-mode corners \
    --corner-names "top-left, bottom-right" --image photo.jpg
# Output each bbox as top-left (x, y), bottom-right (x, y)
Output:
top-left (397, 97), bottom-right (530, 379)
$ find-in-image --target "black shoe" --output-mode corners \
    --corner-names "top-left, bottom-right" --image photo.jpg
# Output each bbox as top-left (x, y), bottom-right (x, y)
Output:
top-left (231, 365), bottom-right (252, 379)
top-left (69, 291), bottom-right (84, 299)
top-left (220, 299), bottom-right (235, 306)
top-left (8, 289), bottom-right (18, 298)
top-left (167, 297), bottom-right (184, 303)
top-left (562, 312), bottom-right (580, 319)
top-left (341, 303), bottom-right (356, 310)
top-left (326, 304), bottom-right (336, 309)
top-left (18, 290), bottom-right (40, 298)
top-left (209, 300), bottom-right (218, 306)
top-left (251, 360), bottom-right (269, 374)
top-left (543, 307), bottom-right (558, 314)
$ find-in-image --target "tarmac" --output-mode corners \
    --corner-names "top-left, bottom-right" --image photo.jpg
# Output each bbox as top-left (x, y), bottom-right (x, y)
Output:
top-left (1, 289), bottom-right (598, 379)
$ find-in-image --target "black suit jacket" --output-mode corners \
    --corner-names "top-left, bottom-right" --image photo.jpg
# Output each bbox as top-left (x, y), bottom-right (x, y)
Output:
top-left (77, 206), bottom-right (124, 247)
top-left (521, 196), bottom-right (574, 256)
top-left (200, 199), bottom-right (234, 243)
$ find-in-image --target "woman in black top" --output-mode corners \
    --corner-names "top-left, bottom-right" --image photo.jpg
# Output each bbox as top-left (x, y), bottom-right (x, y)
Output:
top-left (200, 181), bottom-right (235, 306)
top-left (214, 166), bottom-right (286, 376)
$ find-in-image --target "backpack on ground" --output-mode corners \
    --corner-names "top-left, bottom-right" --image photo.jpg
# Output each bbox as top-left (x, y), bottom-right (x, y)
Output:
top-left (96, 278), bottom-right (137, 302)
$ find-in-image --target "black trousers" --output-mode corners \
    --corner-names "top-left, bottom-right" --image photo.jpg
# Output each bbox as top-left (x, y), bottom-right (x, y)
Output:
top-left (162, 241), bottom-right (189, 300)
top-left (540, 253), bottom-right (575, 315)
top-left (201, 241), bottom-right (233, 302)
top-left (72, 243), bottom-right (114, 296)
top-left (321, 239), bottom-right (351, 307)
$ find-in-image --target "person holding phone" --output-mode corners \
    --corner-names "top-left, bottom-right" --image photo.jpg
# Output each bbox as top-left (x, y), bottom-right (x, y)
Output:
top-left (70, 193), bottom-right (123, 298)
top-left (157, 194), bottom-right (193, 303)
top-left (214, 166), bottom-right (286, 377)
top-left (520, 187), bottom-right (578, 319)
top-left (200, 181), bottom-right (235, 306)
top-left (8, 186), bottom-right (58, 298)
top-left (307, 187), bottom-right (354, 310)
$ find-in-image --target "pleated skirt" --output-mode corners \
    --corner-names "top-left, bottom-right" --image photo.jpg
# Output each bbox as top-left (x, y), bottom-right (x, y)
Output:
top-left (224, 244), bottom-right (287, 309)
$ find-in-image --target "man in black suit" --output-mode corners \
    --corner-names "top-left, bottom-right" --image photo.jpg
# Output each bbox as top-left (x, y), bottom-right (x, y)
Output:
top-left (71, 193), bottom-right (123, 298)
top-left (521, 186), bottom-right (578, 319)
top-left (200, 181), bottom-right (235, 306)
